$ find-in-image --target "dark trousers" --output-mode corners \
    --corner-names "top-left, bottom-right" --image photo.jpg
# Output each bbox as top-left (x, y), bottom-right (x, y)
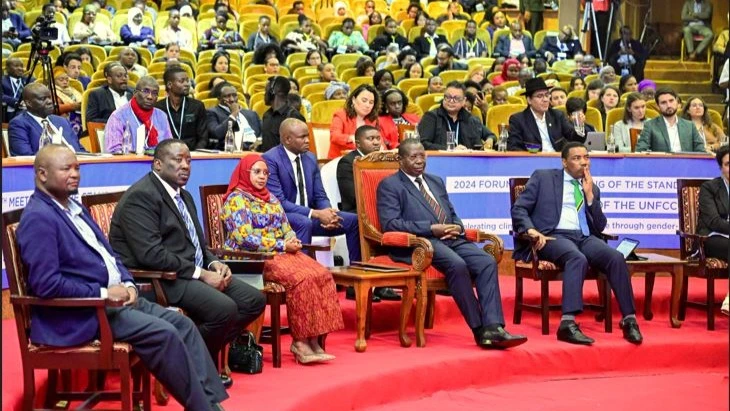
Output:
top-left (288, 211), bottom-right (362, 263)
top-left (527, 11), bottom-right (543, 38)
top-left (168, 277), bottom-right (266, 362)
top-left (705, 235), bottom-right (729, 263)
top-left (428, 238), bottom-right (505, 329)
top-left (538, 230), bottom-right (636, 317)
top-left (107, 297), bottom-right (228, 411)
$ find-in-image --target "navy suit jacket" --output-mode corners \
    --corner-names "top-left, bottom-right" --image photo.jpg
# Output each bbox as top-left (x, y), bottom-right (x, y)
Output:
top-left (206, 105), bottom-right (262, 150)
top-left (511, 169), bottom-right (606, 262)
top-left (86, 85), bottom-right (133, 125)
top-left (2, 75), bottom-right (33, 108)
top-left (7, 13), bottom-right (31, 39)
top-left (494, 35), bottom-right (536, 58)
top-left (507, 107), bottom-right (585, 152)
top-left (8, 111), bottom-right (86, 155)
top-left (263, 144), bottom-right (331, 216)
top-left (377, 170), bottom-right (463, 263)
top-left (17, 189), bottom-right (135, 346)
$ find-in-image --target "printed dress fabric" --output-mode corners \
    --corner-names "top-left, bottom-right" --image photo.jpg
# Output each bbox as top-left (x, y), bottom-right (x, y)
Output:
top-left (221, 190), bottom-right (344, 339)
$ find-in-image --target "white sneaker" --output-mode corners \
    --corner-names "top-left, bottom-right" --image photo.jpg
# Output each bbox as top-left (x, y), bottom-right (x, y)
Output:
top-left (722, 295), bottom-right (729, 316)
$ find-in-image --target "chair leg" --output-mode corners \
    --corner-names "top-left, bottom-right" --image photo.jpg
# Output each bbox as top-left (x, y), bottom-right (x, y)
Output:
top-left (679, 274), bottom-right (689, 320)
top-left (595, 278), bottom-right (606, 323)
top-left (142, 367), bottom-right (152, 411)
top-left (365, 287), bottom-right (373, 340)
top-left (43, 369), bottom-right (58, 409)
top-left (154, 380), bottom-right (169, 405)
top-left (425, 290), bottom-right (436, 329)
top-left (707, 276), bottom-right (715, 331)
top-left (270, 294), bottom-right (282, 368)
top-left (121, 361), bottom-right (133, 411)
top-left (541, 278), bottom-right (549, 335)
top-left (643, 272), bottom-right (655, 321)
top-left (513, 276), bottom-right (523, 325)
top-left (603, 278), bottom-right (612, 333)
top-left (23, 367), bottom-right (36, 411)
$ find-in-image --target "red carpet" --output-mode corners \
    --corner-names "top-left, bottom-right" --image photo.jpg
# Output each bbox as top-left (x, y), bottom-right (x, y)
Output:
top-left (2, 275), bottom-right (728, 411)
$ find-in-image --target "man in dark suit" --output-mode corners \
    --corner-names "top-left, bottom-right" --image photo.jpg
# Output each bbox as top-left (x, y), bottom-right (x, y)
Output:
top-left (377, 138), bottom-right (527, 348)
top-left (494, 21), bottom-right (537, 59)
top-left (1, 1), bottom-right (31, 49)
top-left (370, 17), bottom-right (411, 56)
top-left (412, 18), bottom-right (450, 60)
top-left (2, 57), bottom-right (33, 122)
top-left (154, 65), bottom-right (209, 150)
top-left (511, 142), bottom-right (642, 345)
top-left (508, 77), bottom-right (586, 152)
top-left (606, 26), bottom-right (646, 81)
top-left (86, 62), bottom-right (133, 126)
top-left (635, 88), bottom-right (705, 153)
top-left (336, 125), bottom-right (382, 213)
top-left (109, 139), bottom-right (266, 387)
top-left (206, 82), bottom-right (262, 150)
top-left (9, 83), bottom-right (87, 155)
top-left (17, 144), bottom-right (228, 411)
top-left (430, 45), bottom-right (468, 76)
top-left (538, 28), bottom-right (584, 65)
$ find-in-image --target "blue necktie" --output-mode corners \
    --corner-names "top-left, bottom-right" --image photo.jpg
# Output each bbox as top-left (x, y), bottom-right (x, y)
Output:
top-left (572, 180), bottom-right (590, 236)
top-left (175, 194), bottom-right (204, 267)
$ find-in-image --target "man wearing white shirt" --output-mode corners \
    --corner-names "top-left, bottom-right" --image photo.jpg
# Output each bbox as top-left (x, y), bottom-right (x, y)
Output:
top-left (413, 18), bottom-right (449, 59)
top-left (206, 83), bottom-right (261, 150)
top-left (636, 88), bottom-right (705, 153)
top-left (86, 62), bottom-right (133, 126)
top-left (41, 3), bottom-right (71, 46)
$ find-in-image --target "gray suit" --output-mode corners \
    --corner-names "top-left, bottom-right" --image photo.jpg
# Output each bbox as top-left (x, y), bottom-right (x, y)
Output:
top-left (635, 116), bottom-right (705, 152)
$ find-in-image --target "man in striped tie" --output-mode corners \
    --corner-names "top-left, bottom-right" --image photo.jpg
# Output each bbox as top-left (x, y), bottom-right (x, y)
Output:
top-left (377, 139), bottom-right (528, 349)
top-left (511, 142), bottom-right (642, 345)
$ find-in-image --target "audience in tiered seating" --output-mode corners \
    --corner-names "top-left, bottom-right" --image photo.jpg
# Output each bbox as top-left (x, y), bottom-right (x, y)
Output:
top-left (681, 0), bottom-right (714, 62)
top-left (596, 85), bottom-right (620, 129)
top-left (566, 97), bottom-right (596, 133)
top-left (412, 18), bottom-right (448, 60)
top-left (328, 18), bottom-right (368, 55)
top-left (86, 62), bottom-right (132, 126)
top-left (606, 26), bottom-right (646, 81)
top-left (260, 76), bottom-right (305, 153)
top-left (72, 4), bottom-right (117, 44)
top-left (120, 8), bottom-right (156, 50)
top-left (247, 16), bottom-right (278, 51)
top-left (636, 88), bottom-right (706, 153)
top-left (62, 53), bottom-right (91, 89)
top-left (379, 88), bottom-right (419, 149)
top-left (52, 67), bottom-right (82, 136)
top-left (329, 84), bottom-right (379, 159)
top-left (119, 47), bottom-right (148, 77)
top-left (2, 57), bottom-right (31, 122)
top-left (681, 96), bottom-right (726, 152)
top-left (155, 66), bottom-right (208, 150)
top-left (539, 25), bottom-right (582, 65)
top-left (1, 0), bottom-right (31, 50)
top-left (494, 21), bottom-right (536, 59)
top-left (207, 82), bottom-right (261, 151)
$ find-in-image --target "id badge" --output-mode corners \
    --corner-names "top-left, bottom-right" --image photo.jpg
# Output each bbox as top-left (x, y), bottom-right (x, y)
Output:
top-left (476, 3), bottom-right (484, 11)
top-left (557, 52), bottom-right (567, 60)
top-left (336, 45), bottom-right (348, 54)
top-left (183, 114), bottom-right (195, 124)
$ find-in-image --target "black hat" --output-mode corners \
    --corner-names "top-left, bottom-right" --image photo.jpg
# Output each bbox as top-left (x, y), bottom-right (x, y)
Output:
top-left (521, 77), bottom-right (552, 97)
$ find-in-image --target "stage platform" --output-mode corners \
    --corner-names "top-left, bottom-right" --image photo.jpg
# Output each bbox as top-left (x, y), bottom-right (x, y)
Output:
top-left (2, 275), bottom-right (728, 411)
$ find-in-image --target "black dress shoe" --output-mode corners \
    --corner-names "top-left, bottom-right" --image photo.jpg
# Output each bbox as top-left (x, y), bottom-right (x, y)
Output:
top-left (474, 326), bottom-right (528, 349)
top-left (220, 373), bottom-right (233, 389)
top-left (374, 287), bottom-right (401, 301)
top-left (345, 286), bottom-right (381, 302)
top-left (620, 317), bottom-right (643, 345)
top-left (556, 320), bottom-right (595, 345)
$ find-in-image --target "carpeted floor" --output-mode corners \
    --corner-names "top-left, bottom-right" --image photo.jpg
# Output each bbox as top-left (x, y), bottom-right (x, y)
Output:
top-left (2, 275), bottom-right (728, 411)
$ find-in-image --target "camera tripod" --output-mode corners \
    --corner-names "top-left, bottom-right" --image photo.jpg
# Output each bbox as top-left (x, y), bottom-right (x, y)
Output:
top-left (25, 39), bottom-right (59, 114)
top-left (580, 0), bottom-right (618, 62)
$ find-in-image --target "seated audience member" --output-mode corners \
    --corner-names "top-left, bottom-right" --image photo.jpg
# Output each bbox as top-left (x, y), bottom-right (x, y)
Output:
top-left (86, 62), bottom-right (133, 125)
top-left (209, 76), bottom-right (227, 96)
top-left (263, 118), bottom-right (364, 276)
top-left (378, 138), bottom-right (528, 348)
top-left (370, 17), bottom-right (410, 56)
top-left (398, 49), bottom-right (419, 69)
top-left (379, 88), bottom-right (420, 149)
top-left (606, 26), bottom-right (647, 80)
top-left (159, 10), bottom-right (194, 51)
top-left (453, 20), bottom-right (488, 59)
top-left (42, 3), bottom-right (71, 46)
top-left (264, 55), bottom-right (281, 75)
top-left (491, 86), bottom-right (508, 105)
top-left (681, 96), bottom-right (726, 152)
top-left (356, 0), bottom-right (375, 25)
top-left (248, 15), bottom-right (278, 51)
top-left (1, 0), bottom-right (31, 49)
top-left (430, 46), bottom-right (467, 76)
top-left (222, 154), bottom-right (343, 363)
top-left (413, 18), bottom-right (449, 59)
top-left (355, 56), bottom-right (376, 76)
top-left (511, 142), bottom-right (643, 345)
top-left (328, 18), bottom-right (369, 54)
top-left (9, 84), bottom-right (87, 155)
top-left (373, 69), bottom-right (394, 93)
top-left (119, 47), bottom-right (148, 77)
top-left (491, 57), bottom-right (520, 86)
top-left (329, 84), bottom-right (380, 159)
top-left (550, 87), bottom-right (567, 108)
top-left (93, 0), bottom-right (115, 13)
top-left (333, 1), bottom-right (349, 17)
top-left (402, 62), bottom-right (425, 80)
top-left (489, 57), bottom-right (506, 76)
top-left (494, 21), bottom-right (536, 59)
top-left (207, 82), bottom-right (261, 150)
top-left (463, 80), bottom-right (489, 122)
top-left (283, 15), bottom-right (328, 54)
top-left (539, 25), bottom-right (583, 64)
top-left (575, 54), bottom-right (598, 78)
top-left (636, 88), bottom-right (705, 153)
top-left (611, 92), bottom-right (647, 153)
top-left (427, 75), bottom-right (444, 94)
top-left (120, 8), bottom-right (155, 49)
top-left (436, 1), bottom-right (469, 24)
top-left (318, 63), bottom-right (338, 82)
top-left (681, 0), bottom-right (714, 61)
top-left (508, 78), bottom-right (585, 152)
top-left (157, 43), bottom-right (195, 74)
top-left (336, 125), bottom-right (382, 212)
top-left (200, 12), bottom-right (244, 51)
top-left (105, 76), bottom-right (172, 153)
top-left (286, 0), bottom-right (305, 15)
top-left (63, 53), bottom-right (91, 90)
top-left (133, 0), bottom-right (157, 21)
top-left (17, 144), bottom-right (229, 411)
top-left (155, 66), bottom-right (208, 150)
top-left (210, 51), bottom-right (231, 74)
top-left (638, 79), bottom-right (656, 101)
top-left (110, 140), bottom-right (265, 387)
top-left (619, 74), bottom-right (638, 94)
top-left (516, 53), bottom-right (532, 69)
top-left (569, 76), bottom-right (586, 92)
top-left (598, 66), bottom-right (617, 85)
top-left (252, 43), bottom-right (285, 66)
top-left (261, 76), bottom-right (306, 152)
top-left (565, 97), bottom-right (596, 134)
top-left (418, 81), bottom-right (495, 150)
top-left (597, 85), bottom-right (620, 129)
top-left (362, 10), bottom-right (381, 41)
top-left (52, 67), bottom-right (82, 137)
top-left (533, 58), bottom-right (548, 75)
top-left (72, 5), bottom-right (118, 44)
top-left (325, 81), bottom-right (349, 100)
top-left (584, 80), bottom-right (604, 102)
top-left (305, 49), bottom-right (323, 67)
top-left (2, 57), bottom-right (32, 122)
top-left (506, 67), bottom-right (533, 96)
top-left (464, 65), bottom-right (486, 84)
top-left (484, 10), bottom-right (508, 38)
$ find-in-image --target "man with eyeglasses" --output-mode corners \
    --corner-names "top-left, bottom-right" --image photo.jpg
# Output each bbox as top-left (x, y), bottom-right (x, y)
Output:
top-left (507, 78), bottom-right (585, 152)
top-left (417, 81), bottom-right (495, 151)
top-left (105, 76), bottom-right (172, 153)
top-left (86, 62), bottom-right (133, 126)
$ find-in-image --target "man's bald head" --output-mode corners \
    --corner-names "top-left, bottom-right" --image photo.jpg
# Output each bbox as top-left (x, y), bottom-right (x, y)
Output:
top-left (34, 144), bottom-right (80, 202)
top-left (280, 118), bottom-right (309, 154)
top-left (133, 76), bottom-right (160, 110)
top-left (23, 83), bottom-right (54, 117)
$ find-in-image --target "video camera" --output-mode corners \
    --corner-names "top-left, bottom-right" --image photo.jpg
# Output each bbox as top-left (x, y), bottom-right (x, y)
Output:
top-left (31, 15), bottom-right (58, 42)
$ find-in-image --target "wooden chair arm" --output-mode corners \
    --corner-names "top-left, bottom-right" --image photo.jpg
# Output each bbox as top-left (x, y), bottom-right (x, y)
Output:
top-left (128, 269), bottom-right (177, 281)
top-left (373, 231), bottom-right (435, 272)
top-left (676, 230), bottom-right (708, 244)
top-left (465, 228), bottom-right (504, 263)
top-left (210, 247), bottom-right (274, 260)
top-left (301, 243), bottom-right (331, 252)
top-left (10, 295), bottom-right (124, 308)
top-left (137, 283), bottom-right (153, 293)
top-left (677, 230), bottom-right (709, 263)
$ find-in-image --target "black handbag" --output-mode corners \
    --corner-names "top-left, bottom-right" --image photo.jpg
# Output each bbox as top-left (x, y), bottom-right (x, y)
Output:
top-left (228, 331), bottom-right (264, 374)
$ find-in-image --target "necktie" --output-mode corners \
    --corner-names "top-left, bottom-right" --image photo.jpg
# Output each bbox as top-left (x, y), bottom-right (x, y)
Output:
top-left (571, 180), bottom-right (590, 236)
top-left (295, 156), bottom-right (306, 207)
top-left (175, 194), bottom-right (204, 267)
top-left (415, 176), bottom-right (446, 223)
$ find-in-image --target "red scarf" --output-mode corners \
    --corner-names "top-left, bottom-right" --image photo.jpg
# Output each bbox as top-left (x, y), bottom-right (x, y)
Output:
top-left (225, 154), bottom-right (271, 202)
top-left (130, 97), bottom-right (159, 147)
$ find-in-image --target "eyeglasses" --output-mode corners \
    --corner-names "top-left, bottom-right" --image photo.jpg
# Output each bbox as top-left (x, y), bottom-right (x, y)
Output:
top-left (250, 168), bottom-right (270, 176)
top-left (531, 92), bottom-right (551, 100)
top-left (443, 94), bottom-right (464, 103)
top-left (136, 88), bottom-right (159, 97)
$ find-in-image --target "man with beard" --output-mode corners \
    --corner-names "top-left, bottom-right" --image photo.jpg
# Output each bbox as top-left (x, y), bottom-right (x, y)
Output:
top-left (430, 45), bottom-right (468, 76)
top-left (370, 17), bottom-right (410, 56)
top-left (86, 62), bottom-right (133, 126)
top-left (413, 18), bottom-right (449, 59)
top-left (206, 82), bottom-right (261, 151)
top-left (636, 88), bottom-right (705, 153)
top-left (453, 20), bottom-right (488, 59)
top-left (155, 66), bottom-right (209, 150)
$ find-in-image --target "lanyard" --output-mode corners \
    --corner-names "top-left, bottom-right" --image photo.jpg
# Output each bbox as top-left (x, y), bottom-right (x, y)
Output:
top-left (467, 38), bottom-right (477, 54)
top-left (11, 78), bottom-right (22, 98)
top-left (165, 96), bottom-right (186, 139)
top-left (446, 121), bottom-right (459, 144)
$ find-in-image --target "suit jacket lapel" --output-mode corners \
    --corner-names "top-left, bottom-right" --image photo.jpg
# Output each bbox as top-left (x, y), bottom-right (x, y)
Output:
top-left (718, 178), bottom-right (729, 216)
top-left (552, 169), bottom-right (563, 218)
top-left (524, 108), bottom-right (542, 145)
top-left (278, 146), bottom-right (297, 190)
top-left (399, 171), bottom-right (438, 220)
top-left (147, 173), bottom-right (191, 241)
top-left (656, 118), bottom-right (671, 150)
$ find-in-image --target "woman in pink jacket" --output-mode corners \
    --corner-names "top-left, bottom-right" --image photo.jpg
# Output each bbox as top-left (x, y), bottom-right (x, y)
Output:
top-left (328, 84), bottom-right (380, 159)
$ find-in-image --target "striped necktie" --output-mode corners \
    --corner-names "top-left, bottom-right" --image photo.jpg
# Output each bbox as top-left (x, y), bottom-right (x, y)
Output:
top-left (415, 176), bottom-right (446, 223)
top-left (175, 194), bottom-right (204, 267)
top-left (571, 180), bottom-right (590, 236)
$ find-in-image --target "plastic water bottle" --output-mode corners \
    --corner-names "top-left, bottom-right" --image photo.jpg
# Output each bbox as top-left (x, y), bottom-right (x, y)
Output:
top-left (224, 120), bottom-right (235, 153)
top-left (498, 124), bottom-right (508, 152)
top-left (122, 121), bottom-right (132, 154)
top-left (607, 124), bottom-right (617, 153)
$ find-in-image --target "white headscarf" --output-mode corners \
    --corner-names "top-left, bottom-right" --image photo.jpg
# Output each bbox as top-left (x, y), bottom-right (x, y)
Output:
top-left (127, 8), bottom-right (144, 36)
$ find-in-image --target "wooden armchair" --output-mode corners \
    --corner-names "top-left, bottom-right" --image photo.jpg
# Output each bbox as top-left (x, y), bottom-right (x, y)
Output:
top-left (509, 178), bottom-right (613, 335)
top-left (353, 151), bottom-right (505, 347)
top-left (2, 209), bottom-right (151, 411)
top-left (675, 178), bottom-right (728, 330)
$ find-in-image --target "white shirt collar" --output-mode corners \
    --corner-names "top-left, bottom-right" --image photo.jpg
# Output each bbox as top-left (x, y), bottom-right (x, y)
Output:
top-left (563, 169), bottom-right (579, 183)
top-left (109, 87), bottom-right (125, 98)
top-left (283, 146), bottom-right (300, 163)
top-left (530, 107), bottom-right (547, 122)
top-left (152, 171), bottom-right (181, 201)
top-left (51, 197), bottom-right (82, 216)
top-left (662, 115), bottom-right (678, 128)
top-left (27, 111), bottom-right (50, 128)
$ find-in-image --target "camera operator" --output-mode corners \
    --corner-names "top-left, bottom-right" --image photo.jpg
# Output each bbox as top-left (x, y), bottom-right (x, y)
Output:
top-left (1, 0), bottom-right (32, 50)
top-left (39, 3), bottom-right (70, 47)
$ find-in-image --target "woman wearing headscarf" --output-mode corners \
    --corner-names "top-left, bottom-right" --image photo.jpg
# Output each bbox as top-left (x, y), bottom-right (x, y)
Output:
top-left (221, 154), bottom-right (344, 364)
top-left (490, 57), bottom-right (520, 86)
top-left (120, 7), bottom-right (156, 49)
top-left (324, 81), bottom-right (350, 100)
top-left (53, 66), bottom-right (83, 137)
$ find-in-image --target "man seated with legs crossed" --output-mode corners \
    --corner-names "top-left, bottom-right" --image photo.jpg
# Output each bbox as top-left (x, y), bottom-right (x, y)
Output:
top-left (377, 138), bottom-right (528, 349)
top-left (17, 144), bottom-right (228, 411)
top-left (511, 142), bottom-right (643, 345)
top-left (109, 139), bottom-right (266, 387)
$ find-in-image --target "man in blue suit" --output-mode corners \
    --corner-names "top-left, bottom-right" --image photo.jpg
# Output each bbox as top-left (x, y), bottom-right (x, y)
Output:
top-left (16, 144), bottom-right (228, 411)
top-left (511, 142), bottom-right (642, 345)
top-left (494, 21), bottom-right (537, 59)
top-left (377, 138), bottom-right (528, 349)
top-left (1, 1), bottom-right (31, 49)
top-left (2, 57), bottom-right (33, 122)
top-left (8, 83), bottom-right (86, 156)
